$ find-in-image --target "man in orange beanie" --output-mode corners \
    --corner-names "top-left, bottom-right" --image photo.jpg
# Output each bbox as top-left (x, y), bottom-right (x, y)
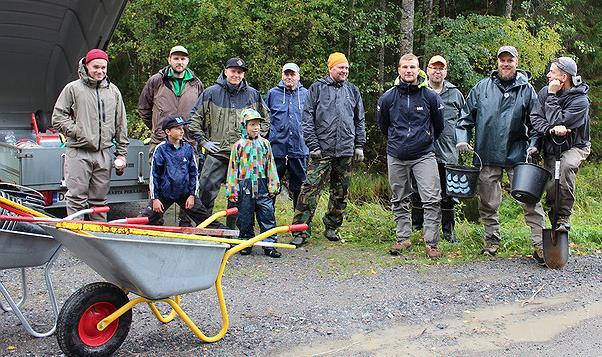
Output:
top-left (290, 52), bottom-right (366, 246)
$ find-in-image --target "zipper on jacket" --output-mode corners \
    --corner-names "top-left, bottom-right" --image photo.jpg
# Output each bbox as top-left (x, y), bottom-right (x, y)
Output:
top-left (406, 91), bottom-right (411, 137)
top-left (95, 84), bottom-right (103, 150)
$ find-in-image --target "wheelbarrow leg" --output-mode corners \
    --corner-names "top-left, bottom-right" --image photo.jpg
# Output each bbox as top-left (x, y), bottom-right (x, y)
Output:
top-left (0, 268), bottom-right (27, 312)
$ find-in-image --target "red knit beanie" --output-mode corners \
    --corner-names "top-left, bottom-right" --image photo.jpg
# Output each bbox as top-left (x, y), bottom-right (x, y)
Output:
top-left (85, 49), bottom-right (109, 64)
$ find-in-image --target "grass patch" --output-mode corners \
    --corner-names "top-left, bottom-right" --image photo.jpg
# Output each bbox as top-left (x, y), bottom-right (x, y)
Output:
top-left (214, 161), bottom-right (602, 268)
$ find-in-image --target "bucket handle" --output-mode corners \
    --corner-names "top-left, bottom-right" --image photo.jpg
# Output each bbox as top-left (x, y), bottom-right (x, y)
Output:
top-left (459, 144), bottom-right (482, 171)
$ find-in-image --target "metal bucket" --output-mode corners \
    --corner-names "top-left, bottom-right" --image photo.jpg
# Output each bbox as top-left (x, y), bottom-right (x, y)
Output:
top-left (511, 162), bottom-right (551, 204)
top-left (445, 151), bottom-right (482, 198)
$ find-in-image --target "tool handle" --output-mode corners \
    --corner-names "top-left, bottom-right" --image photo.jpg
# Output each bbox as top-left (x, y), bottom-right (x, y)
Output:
top-left (288, 224), bottom-right (309, 232)
top-left (225, 207), bottom-right (238, 216)
top-left (91, 206), bottom-right (110, 214)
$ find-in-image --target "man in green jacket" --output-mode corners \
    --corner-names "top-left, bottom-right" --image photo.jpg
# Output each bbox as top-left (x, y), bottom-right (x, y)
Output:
top-left (189, 57), bottom-right (269, 227)
top-left (456, 46), bottom-right (545, 261)
top-left (52, 49), bottom-right (129, 221)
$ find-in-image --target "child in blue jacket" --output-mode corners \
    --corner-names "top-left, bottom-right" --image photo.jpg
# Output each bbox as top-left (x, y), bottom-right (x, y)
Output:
top-left (142, 114), bottom-right (214, 225)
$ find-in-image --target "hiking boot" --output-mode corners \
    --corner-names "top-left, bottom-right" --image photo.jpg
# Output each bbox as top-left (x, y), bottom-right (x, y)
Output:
top-left (291, 234), bottom-right (307, 247)
top-left (426, 245), bottom-right (442, 259)
top-left (442, 232), bottom-right (457, 243)
top-left (324, 228), bottom-right (341, 242)
top-left (481, 243), bottom-right (499, 256)
top-left (264, 248), bottom-right (282, 258)
top-left (240, 246), bottom-right (253, 255)
top-left (532, 246), bottom-right (545, 266)
top-left (389, 240), bottom-right (412, 255)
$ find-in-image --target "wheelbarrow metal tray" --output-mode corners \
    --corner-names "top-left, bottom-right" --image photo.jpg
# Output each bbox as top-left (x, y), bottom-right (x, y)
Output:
top-left (0, 229), bottom-right (60, 269)
top-left (42, 226), bottom-right (229, 300)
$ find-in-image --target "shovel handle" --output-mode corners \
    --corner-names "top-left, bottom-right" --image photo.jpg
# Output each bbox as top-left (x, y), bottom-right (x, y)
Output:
top-left (225, 207), bottom-right (238, 216)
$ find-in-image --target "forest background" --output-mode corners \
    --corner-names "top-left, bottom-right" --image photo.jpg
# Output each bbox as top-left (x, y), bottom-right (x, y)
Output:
top-left (108, 0), bottom-right (602, 261)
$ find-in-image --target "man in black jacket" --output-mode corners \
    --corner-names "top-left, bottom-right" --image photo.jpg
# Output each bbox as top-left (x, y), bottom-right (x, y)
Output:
top-left (290, 52), bottom-right (366, 247)
top-left (377, 53), bottom-right (445, 258)
top-left (530, 57), bottom-right (591, 232)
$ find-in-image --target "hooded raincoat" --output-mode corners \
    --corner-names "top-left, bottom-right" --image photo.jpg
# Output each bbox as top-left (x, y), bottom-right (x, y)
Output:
top-left (455, 70), bottom-right (538, 167)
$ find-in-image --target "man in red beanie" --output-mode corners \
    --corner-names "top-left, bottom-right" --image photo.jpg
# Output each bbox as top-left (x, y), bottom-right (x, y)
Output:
top-left (51, 49), bottom-right (129, 220)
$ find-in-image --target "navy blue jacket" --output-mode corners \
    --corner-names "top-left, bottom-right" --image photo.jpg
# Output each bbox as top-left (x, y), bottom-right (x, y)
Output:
top-left (377, 76), bottom-right (445, 160)
top-left (266, 80), bottom-right (309, 158)
top-left (150, 139), bottom-right (198, 200)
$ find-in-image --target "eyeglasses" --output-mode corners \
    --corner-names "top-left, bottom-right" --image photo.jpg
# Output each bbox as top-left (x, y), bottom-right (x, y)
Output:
top-left (428, 66), bottom-right (447, 72)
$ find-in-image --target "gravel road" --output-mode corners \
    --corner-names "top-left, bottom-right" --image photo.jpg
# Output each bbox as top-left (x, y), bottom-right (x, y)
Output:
top-left (1, 203), bottom-right (601, 356)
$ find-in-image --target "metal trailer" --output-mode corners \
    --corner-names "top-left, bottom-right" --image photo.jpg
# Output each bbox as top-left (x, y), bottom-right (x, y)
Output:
top-left (0, 0), bottom-right (150, 208)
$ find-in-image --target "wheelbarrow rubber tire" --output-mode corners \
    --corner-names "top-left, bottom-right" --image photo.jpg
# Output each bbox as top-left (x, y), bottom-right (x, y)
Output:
top-left (57, 282), bottom-right (132, 357)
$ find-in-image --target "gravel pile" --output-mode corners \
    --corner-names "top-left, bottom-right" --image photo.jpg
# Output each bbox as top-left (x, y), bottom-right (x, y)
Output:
top-left (2, 238), bottom-right (601, 356)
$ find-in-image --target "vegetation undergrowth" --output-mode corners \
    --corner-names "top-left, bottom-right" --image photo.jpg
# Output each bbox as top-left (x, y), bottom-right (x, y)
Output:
top-left (214, 161), bottom-right (602, 271)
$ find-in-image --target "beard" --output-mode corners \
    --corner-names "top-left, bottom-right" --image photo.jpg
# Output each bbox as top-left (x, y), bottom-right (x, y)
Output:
top-left (498, 69), bottom-right (517, 81)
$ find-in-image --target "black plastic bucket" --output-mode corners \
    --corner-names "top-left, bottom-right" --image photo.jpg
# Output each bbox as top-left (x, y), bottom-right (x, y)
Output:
top-left (511, 162), bottom-right (551, 204)
top-left (445, 151), bottom-right (482, 198)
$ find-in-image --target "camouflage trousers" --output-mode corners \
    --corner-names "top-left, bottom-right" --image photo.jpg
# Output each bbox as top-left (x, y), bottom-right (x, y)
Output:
top-left (292, 156), bottom-right (353, 238)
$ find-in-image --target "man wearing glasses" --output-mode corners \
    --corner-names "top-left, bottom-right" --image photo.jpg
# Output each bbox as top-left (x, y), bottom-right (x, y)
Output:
top-left (411, 55), bottom-right (466, 243)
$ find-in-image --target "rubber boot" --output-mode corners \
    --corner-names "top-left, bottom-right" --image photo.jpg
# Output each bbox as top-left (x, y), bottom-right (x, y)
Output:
top-left (441, 207), bottom-right (456, 242)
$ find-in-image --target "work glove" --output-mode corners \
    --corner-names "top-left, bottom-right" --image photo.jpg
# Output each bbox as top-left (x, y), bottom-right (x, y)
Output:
top-left (456, 142), bottom-right (471, 153)
top-left (526, 147), bottom-right (538, 156)
top-left (354, 148), bottom-right (364, 162)
top-left (310, 149), bottom-right (322, 160)
top-left (202, 141), bottom-right (220, 154)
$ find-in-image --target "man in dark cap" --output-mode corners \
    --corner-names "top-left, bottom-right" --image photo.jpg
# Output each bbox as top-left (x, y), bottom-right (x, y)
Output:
top-left (455, 45), bottom-right (545, 261)
top-left (189, 57), bottom-right (269, 226)
top-left (530, 56), bottom-right (591, 238)
top-left (52, 49), bottom-right (128, 221)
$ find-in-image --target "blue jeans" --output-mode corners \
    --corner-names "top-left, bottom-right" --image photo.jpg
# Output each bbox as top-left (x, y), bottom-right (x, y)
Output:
top-left (236, 179), bottom-right (277, 244)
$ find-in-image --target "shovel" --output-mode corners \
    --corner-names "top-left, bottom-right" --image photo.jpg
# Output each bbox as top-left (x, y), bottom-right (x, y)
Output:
top-left (542, 137), bottom-right (569, 269)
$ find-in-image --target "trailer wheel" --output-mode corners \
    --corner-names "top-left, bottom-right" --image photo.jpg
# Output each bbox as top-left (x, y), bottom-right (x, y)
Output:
top-left (57, 282), bottom-right (132, 356)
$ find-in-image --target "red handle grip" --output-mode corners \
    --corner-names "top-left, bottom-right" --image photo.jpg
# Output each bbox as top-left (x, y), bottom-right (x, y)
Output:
top-left (0, 215), bottom-right (39, 222)
top-left (91, 206), bottom-right (110, 213)
top-left (288, 224), bottom-right (308, 232)
top-left (124, 217), bottom-right (149, 224)
top-left (225, 207), bottom-right (238, 216)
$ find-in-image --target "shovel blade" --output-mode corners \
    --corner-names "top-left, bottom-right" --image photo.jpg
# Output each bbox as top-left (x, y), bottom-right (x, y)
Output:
top-left (542, 228), bottom-right (569, 269)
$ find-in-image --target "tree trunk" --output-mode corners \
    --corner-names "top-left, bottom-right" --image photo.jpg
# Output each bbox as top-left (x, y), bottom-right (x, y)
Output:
top-left (422, 0), bottom-right (433, 69)
top-left (378, 0), bottom-right (386, 96)
top-left (399, 0), bottom-right (415, 55)
top-left (504, 0), bottom-right (512, 18)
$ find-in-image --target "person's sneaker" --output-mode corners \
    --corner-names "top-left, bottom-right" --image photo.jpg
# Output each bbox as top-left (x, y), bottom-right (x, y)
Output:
top-left (481, 243), bottom-right (499, 256)
top-left (532, 246), bottom-right (545, 266)
top-left (557, 223), bottom-right (571, 232)
top-left (389, 240), bottom-right (412, 255)
top-left (264, 248), bottom-right (282, 258)
top-left (324, 228), bottom-right (341, 242)
top-left (426, 245), bottom-right (442, 259)
top-left (240, 246), bottom-right (253, 255)
top-left (291, 235), bottom-right (307, 247)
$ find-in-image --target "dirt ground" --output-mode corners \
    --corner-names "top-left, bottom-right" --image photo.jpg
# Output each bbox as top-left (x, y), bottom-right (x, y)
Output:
top-left (1, 203), bottom-right (601, 356)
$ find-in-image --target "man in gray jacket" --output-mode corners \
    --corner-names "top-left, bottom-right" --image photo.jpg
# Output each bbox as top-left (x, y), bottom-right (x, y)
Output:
top-left (530, 57), bottom-right (590, 238)
top-left (52, 49), bottom-right (128, 221)
top-left (456, 46), bottom-right (545, 260)
top-left (290, 52), bottom-right (366, 247)
top-left (411, 55), bottom-right (465, 243)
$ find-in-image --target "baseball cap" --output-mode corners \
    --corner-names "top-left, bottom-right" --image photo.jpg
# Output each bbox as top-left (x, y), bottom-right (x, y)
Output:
top-left (225, 57), bottom-right (248, 71)
top-left (240, 108), bottom-right (264, 123)
top-left (553, 57), bottom-right (577, 76)
top-left (85, 49), bottom-right (109, 64)
top-left (497, 45), bottom-right (518, 58)
top-left (169, 45), bottom-right (189, 56)
top-left (282, 62), bottom-right (300, 73)
top-left (162, 114), bottom-right (190, 130)
top-left (428, 55), bottom-right (447, 67)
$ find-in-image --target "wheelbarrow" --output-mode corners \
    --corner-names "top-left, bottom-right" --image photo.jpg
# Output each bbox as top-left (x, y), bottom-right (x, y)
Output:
top-left (39, 218), bottom-right (306, 356)
top-left (0, 193), bottom-right (109, 338)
